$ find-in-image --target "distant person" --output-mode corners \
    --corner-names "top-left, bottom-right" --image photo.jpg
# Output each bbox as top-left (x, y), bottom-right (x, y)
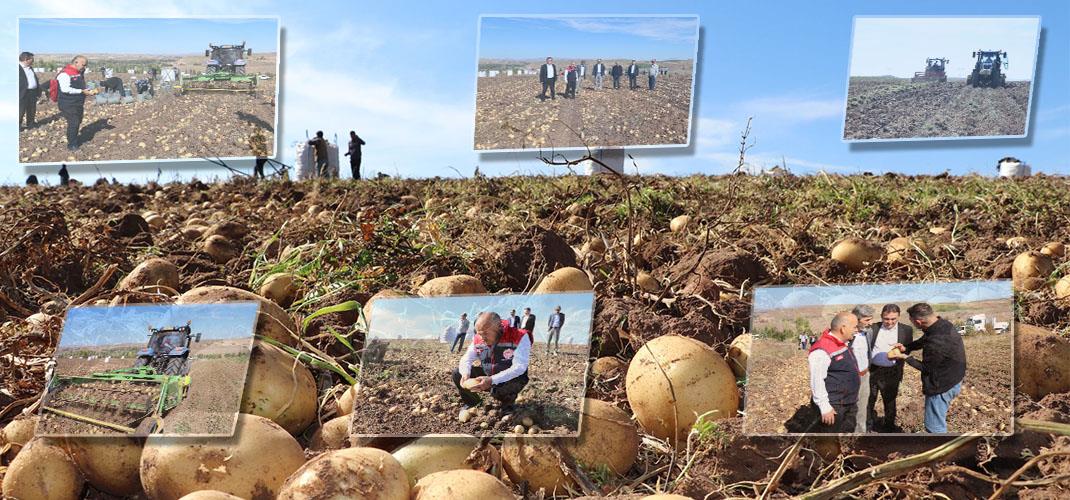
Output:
top-left (799, 333), bottom-right (809, 350)
top-left (521, 307), bottom-right (536, 344)
top-left (547, 305), bottom-right (565, 355)
top-left (25, 174), bottom-right (39, 186)
top-left (539, 57), bottom-right (557, 101)
top-left (307, 131), bottom-right (329, 178)
top-left (611, 61), bottom-right (623, 89)
top-left (808, 312), bottom-right (860, 433)
top-left (508, 309), bottom-right (520, 329)
top-left (578, 61), bottom-right (586, 81)
top-left (450, 313), bottom-right (471, 353)
top-left (889, 303), bottom-right (967, 434)
top-left (564, 64), bottom-right (578, 99)
top-left (59, 164), bottom-right (70, 186)
top-left (592, 59), bottom-right (606, 90)
top-left (249, 128), bottom-right (269, 180)
top-left (56, 55), bottom-right (94, 152)
top-left (18, 52), bottom-right (39, 130)
top-left (648, 59), bottom-right (659, 90)
top-left (453, 312), bottom-right (531, 415)
top-left (627, 60), bottom-right (639, 90)
top-left (344, 131), bottom-right (366, 180)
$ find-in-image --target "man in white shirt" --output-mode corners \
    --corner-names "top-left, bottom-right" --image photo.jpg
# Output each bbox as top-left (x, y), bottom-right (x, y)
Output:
top-left (850, 305), bottom-right (874, 433)
top-left (593, 59), bottom-right (606, 90)
top-left (56, 55), bottom-right (95, 151)
top-left (18, 52), bottom-right (40, 130)
top-left (453, 312), bottom-right (531, 413)
top-left (808, 312), bottom-right (860, 433)
top-left (648, 59), bottom-right (660, 90)
top-left (866, 304), bottom-right (913, 432)
top-left (539, 57), bottom-right (557, 101)
top-left (627, 60), bottom-right (640, 89)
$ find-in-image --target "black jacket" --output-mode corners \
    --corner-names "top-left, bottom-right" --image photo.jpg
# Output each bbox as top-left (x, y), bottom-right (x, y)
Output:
top-left (903, 318), bottom-right (966, 396)
top-left (539, 64), bottom-right (557, 83)
top-left (19, 65), bottom-right (40, 99)
top-left (868, 322), bottom-right (914, 378)
top-left (611, 65), bottom-right (623, 77)
top-left (627, 64), bottom-right (639, 76)
top-left (521, 314), bottom-right (536, 333)
top-left (593, 63), bottom-right (605, 76)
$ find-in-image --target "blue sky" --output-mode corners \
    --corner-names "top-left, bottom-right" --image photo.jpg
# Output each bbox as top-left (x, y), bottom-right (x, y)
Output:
top-left (1, 0), bottom-right (1068, 185)
top-left (19, 17), bottom-right (278, 55)
top-left (59, 302), bottom-right (260, 348)
top-left (753, 280), bottom-right (1012, 312)
top-left (368, 292), bottom-right (594, 346)
top-left (478, 15), bottom-right (698, 61)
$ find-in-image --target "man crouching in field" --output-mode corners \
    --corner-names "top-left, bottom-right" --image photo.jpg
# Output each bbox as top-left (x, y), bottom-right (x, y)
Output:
top-left (453, 311), bottom-right (532, 416)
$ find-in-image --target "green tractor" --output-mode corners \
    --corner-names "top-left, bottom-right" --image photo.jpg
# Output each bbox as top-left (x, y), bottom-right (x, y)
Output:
top-left (967, 50), bottom-right (1008, 88)
top-left (40, 322), bottom-right (200, 435)
top-left (182, 42), bottom-right (257, 94)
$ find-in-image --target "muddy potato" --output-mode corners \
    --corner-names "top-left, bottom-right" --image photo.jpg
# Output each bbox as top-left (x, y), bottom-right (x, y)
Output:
top-left (590, 356), bottom-right (626, 379)
top-left (565, 399), bottom-right (639, 475)
top-left (260, 272), bottom-right (298, 307)
top-left (335, 384), bottom-right (358, 415)
top-left (241, 341), bottom-right (318, 435)
top-left (145, 214), bottom-right (166, 230)
top-left (636, 271), bottom-right (661, 293)
top-left (177, 286), bottom-right (299, 346)
top-left (1056, 276), bottom-right (1070, 299)
top-left (501, 436), bottom-right (569, 493)
top-left (391, 434), bottom-right (480, 486)
top-left (278, 447), bottom-right (409, 500)
top-left (831, 238), bottom-right (883, 271)
top-left (584, 237), bottom-right (606, 254)
top-left (309, 415), bottom-right (351, 451)
top-left (1015, 324), bottom-right (1070, 400)
top-left (205, 220), bottom-right (248, 241)
top-left (1040, 241), bottom-right (1065, 258)
top-left (141, 414), bottom-right (304, 500)
top-left (533, 267), bottom-right (593, 293)
top-left (417, 275), bottom-right (487, 297)
top-left (626, 335), bottom-right (739, 443)
top-left (669, 215), bottom-right (690, 233)
top-left (727, 333), bottom-right (751, 379)
top-left (1005, 236), bottom-right (1029, 248)
top-left (202, 235), bottom-right (239, 263)
top-left (182, 226), bottom-right (206, 239)
top-left (119, 257), bottom-right (180, 292)
top-left (412, 470), bottom-right (513, 500)
top-left (63, 436), bottom-right (143, 496)
top-left (2, 438), bottom-right (84, 500)
top-left (1012, 251), bottom-right (1055, 291)
top-left (1, 415), bottom-right (38, 459)
top-left (885, 237), bottom-right (931, 264)
top-left (178, 491), bottom-right (244, 500)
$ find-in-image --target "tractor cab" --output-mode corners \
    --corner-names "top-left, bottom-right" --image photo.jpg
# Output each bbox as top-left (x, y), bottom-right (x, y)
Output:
top-left (135, 322), bottom-right (200, 375)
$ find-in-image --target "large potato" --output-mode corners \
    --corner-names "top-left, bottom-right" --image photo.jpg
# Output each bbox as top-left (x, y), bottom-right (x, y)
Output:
top-left (626, 335), bottom-right (739, 443)
top-left (278, 447), bottom-right (409, 500)
top-left (391, 434), bottom-right (479, 486)
top-left (177, 286), bottom-right (299, 346)
top-left (830, 238), bottom-right (882, 271)
top-left (119, 258), bottom-right (180, 292)
top-left (533, 267), bottom-right (593, 293)
top-left (1015, 324), bottom-right (1070, 400)
top-left (564, 399), bottom-right (639, 475)
top-left (669, 215), bottom-right (690, 233)
top-left (501, 437), bottom-right (569, 494)
top-left (417, 275), bottom-right (487, 297)
top-left (241, 341), bottom-right (318, 435)
top-left (205, 220), bottom-right (249, 241)
top-left (1, 415), bottom-right (38, 459)
top-left (63, 436), bottom-right (143, 496)
top-left (335, 384), bottom-right (357, 416)
top-left (1056, 276), bottom-right (1070, 299)
top-left (727, 333), bottom-right (751, 379)
top-left (412, 470), bottom-right (513, 500)
top-left (140, 414), bottom-right (305, 500)
top-left (2, 438), bottom-right (84, 500)
top-left (1012, 251), bottom-right (1054, 291)
top-left (178, 492), bottom-right (244, 500)
top-left (309, 415), bottom-right (351, 452)
top-left (1040, 241), bottom-right (1065, 258)
top-left (885, 237), bottom-right (931, 264)
top-left (259, 272), bottom-right (299, 308)
top-left (203, 235), bottom-right (239, 263)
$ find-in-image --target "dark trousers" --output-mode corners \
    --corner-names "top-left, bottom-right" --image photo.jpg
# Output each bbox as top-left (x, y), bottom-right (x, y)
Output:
top-left (565, 81), bottom-right (576, 98)
top-left (452, 366), bottom-right (528, 406)
top-left (867, 365), bottom-right (903, 431)
top-left (612, 75), bottom-right (621, 88)
top-left (812, 401), bottom-right (857, 433)
top-left (316, 157), bottom-right (329, 178)
top-left (59, 103), bottom-right (83, 148)
top-left (350, 155), bottom-right (361, 180)
top-left (648, 75), bottom-right (656, 90)
top-left (253, 158), bottom-right (267, 179)
top-left (541, 79), bottom-right (556, 99)
top-left (19, 91), bottom-right (37, 128)
top-left (628, 75), bottom-right (637, 89)
top-left (450, 333), bottom-right (466, 353)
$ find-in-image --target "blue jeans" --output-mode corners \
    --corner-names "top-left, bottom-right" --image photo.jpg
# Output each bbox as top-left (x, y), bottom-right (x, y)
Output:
top-left (924, 382), bottom-right (961, 433)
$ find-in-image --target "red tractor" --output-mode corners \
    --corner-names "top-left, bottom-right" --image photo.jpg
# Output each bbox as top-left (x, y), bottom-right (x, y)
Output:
top-left (912, 58), bottom-right (949, 83)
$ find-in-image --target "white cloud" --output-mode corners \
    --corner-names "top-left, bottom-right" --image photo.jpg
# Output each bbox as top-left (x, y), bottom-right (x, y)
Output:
top-left (558, 17), bottom-right (699, 44)
top-left (737, 96), bottom-right (844, 123)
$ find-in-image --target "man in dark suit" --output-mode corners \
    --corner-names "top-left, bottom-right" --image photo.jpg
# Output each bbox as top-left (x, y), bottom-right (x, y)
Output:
top-left (538, 57), bottom-right (557, 101)
top-left (592, 59), bottom-right (606, 90)
top-left (18, 52), bottom-right (40, 130)
top-left (866, 304), bottom-right (914, 432)
top-left (508, 309), bottom-right (520, 329)
top-left (520, 307), bottom-right (536, 345)
top-left (626, 60), bottom-right (639, 90)
top-left (611, 62), bottom-right (623, 89)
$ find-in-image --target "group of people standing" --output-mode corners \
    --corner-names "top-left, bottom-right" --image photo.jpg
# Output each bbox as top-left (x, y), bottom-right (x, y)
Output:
top-left (538, 57), bottom-right (662, 100)
top-left (19, 52), bottom-right (96, 152)
top-left (807, 303), bottom-right (966, 434)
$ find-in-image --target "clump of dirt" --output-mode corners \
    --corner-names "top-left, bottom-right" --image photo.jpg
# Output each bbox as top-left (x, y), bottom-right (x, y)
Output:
top-left (475, 225), bottom-right (577, 291)
top-left (670, 249), bottom-right (768, 292)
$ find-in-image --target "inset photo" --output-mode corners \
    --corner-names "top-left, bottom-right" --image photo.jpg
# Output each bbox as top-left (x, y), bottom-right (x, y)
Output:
top-left (843, 16), bottom-right (1040, 141)
top-left (37, 302), bottom-right (258, 437)
top-left (474, 14), bottom-right (700, 151)
top-left (744, 280), bottom-right (1013, 436)
top-left (352, 292), bottom-right (594, 437)
top-left (17, 17), bottom-right (279, 165)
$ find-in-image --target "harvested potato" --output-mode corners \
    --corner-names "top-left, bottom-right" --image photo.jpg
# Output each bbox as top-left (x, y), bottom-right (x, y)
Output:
top-left (885, 237), bottom-right (931, 264)
top-left (727, 333), bottom-right (751, 379)
top-left (412, 469), bottom-right (513, 500)
top-left (1015, 324), bottom-right (1070, 400)
top-left (417, 275), bottom-right (487, 297)
top-left (1040, 241), bottom-right (1065, 258)
top-left (118, 257), bottom-right (180, 292)
top-left (278, 447), bottom-right (409, 500)
top-left (335, 383), bottom-right (358, 416)
top-left (533, 267), bottom-right (592, 293)
top-left (830, 238), bottom-right (883, 271)
top-left (1056, 276), bottom-right (1070, 299)
top-left (309, 415), bottom-right (351, 451)
top-left (145, 214), bottom-right (166, 230)
top-left (669, 215), bottom-right (690, 233)
top-left (177, 286), bottom-right (298, 346)
top-left (178, 491), bottom-right (244, 500)
top-left (205, 220), bottom-right (248, 241)
top-left (2, 438), bottom-right (84, 500)
top-left (501, 436), bottom-right (569, 493)
top-left (1, 415), bottom-right (38, 459)
top-left (202, 235), bottom-right (239, 263)
top-left (626, 335), bottom-right (739, 443)
top-left (590, 356), bottom-right (626, 379)
top-left (241, 341), bottom-right (318, 435)
top-left (63, 436), bottom-right (143, 496)
top-left (391, 434), bottom-right (480, 486)
top-left (1012, 251), bottom-right (1054, 291)
top-left (1005, 236), bottom-right (1029, 248)
top-left (636, 271), bottom-right (661, 293)
top-left (140, 414), bottom-right (305, 500)
top-left (259, 272), bottom-right (298, 307)
top-left (564, 399), bottom-right (639, 475)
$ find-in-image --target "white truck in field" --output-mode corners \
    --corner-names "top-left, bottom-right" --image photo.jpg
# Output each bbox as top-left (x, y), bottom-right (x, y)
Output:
top-left (993, 319), bottom-right (1009, 334)
top-left (969, 314), bottom-right (987, 333)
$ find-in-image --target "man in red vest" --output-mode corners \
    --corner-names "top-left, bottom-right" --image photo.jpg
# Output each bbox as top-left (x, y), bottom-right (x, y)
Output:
top-left (808, 311), bottom-right (861, 433)
top-left (55, 55), bottom-right (94, 151)
top-left (453, 312), bottom-right (531, 414)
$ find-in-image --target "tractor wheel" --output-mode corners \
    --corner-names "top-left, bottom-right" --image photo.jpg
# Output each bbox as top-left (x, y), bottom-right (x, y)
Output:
top-left (163, 357), bottom-right (186, 375)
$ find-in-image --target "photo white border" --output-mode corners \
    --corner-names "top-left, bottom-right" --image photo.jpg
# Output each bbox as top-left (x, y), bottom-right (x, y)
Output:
top-left (472, 13), bottom-right (701, 154)
top-left (841, 15), bottom-right (1042, 143)
top-left (16, 15), bottom-right (282, 167)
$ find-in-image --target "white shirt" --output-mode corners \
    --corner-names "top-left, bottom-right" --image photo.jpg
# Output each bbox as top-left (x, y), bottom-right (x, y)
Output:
top-left (544, 64), bottom-right (555, 78)
top-left (871, 325), bottom-right (899, 367)
top-left (57, 72), bottom-right (84, 95)
top-left (21, 63), bottom-right (37, 89)
top-left (807, 349), bottom-right (834, 414)
top-left (851, 331), bottom-right (869, 373)
top-left (458, 334), bottom-right (531, 385)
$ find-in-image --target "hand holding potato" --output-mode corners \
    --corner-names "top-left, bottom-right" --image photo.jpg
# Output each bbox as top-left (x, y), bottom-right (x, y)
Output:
top-left (473, 376), bottom-right (492, 392)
